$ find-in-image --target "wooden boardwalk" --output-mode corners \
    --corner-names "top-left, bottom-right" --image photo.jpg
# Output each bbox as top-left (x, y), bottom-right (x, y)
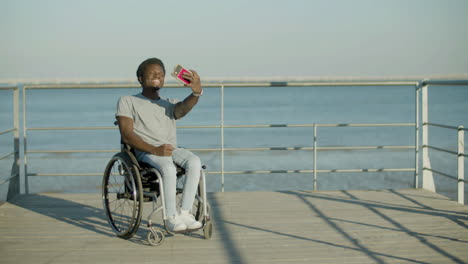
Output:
top-left (1, 189), bottom-right (467, 264)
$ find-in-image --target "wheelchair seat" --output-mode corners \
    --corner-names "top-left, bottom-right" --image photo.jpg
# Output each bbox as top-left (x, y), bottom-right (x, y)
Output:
top-left (138, 160), bottom-right (186, 201)
top-left (139, 160), bottom-right (186, 177)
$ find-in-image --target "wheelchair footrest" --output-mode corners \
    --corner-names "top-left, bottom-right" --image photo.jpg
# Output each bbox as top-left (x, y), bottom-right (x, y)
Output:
top-left (117, 192), bottom-right (154, 202)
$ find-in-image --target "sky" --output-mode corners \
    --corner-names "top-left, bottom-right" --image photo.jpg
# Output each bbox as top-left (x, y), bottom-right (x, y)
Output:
top-left (1, 0), bottom-right (468, 82)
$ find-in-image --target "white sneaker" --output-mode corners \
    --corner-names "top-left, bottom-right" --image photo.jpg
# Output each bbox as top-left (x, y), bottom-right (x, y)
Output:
top-left (166, 215), bottom-right (187, 232)
top-left (179, 209), bottom-right (203, 230)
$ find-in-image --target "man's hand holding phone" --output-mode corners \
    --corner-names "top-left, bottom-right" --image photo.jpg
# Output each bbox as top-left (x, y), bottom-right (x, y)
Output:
top-left (183, 70), bottom-right (202, 96)
top-left (172, 65), bottom-right (203, 96)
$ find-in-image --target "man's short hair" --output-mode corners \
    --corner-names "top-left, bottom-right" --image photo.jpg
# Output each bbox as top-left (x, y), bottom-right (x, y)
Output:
top-left (136, 58), bottom-right (166, 79)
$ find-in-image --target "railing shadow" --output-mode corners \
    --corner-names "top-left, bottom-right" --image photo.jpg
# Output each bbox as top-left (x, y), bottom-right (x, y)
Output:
top-left (9, 194), bottom-right (116, 238)
top-left (208, 193), bottom-right (247, 264)
top-left (8, 193), bottom-right (216, 247)
top-left (8, 194), bottom-right (165, 246)
top-left (6, 150), bottom-right (20, 201)
top-left (210, 189), bottom-right (468, 264)
top-left (342, 190), bottom-right (466, 264)
top-left (220, 220), bottom-right (431, 264)
top-left (279, 190), bottom-right (468, 264)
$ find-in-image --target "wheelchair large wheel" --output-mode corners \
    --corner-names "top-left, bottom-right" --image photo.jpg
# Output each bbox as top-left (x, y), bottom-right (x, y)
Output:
top-left (102, 152), bottom-right (143, 239)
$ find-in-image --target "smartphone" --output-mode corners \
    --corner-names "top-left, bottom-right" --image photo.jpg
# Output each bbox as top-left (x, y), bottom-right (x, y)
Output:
top-left (171, 64), bottom-right (192, 85)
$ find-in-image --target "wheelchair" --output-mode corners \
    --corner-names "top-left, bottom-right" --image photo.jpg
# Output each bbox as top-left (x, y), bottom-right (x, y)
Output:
top-left (102, 132), bottom-right (213, 246)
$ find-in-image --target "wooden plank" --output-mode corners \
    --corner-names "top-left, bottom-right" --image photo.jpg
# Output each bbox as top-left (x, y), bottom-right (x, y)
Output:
top-left (0, 189), bottom-right (467, 264)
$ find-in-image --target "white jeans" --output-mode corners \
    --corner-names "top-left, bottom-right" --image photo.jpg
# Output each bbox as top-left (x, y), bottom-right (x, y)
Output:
top-left (138, 148), bottom-right (201, 217)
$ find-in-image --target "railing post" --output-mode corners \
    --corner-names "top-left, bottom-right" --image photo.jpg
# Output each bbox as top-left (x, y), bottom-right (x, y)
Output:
top-left (415, 84), bottom-right (420, 188)
top-left (22, 84), bottom-right (29, 194)
top-left (220, 83), bottom-right (225, 192)
top-left (457, 126), bottom-right (464, 205)
top-left (313, 123), bottom-right (317, 191)
top-left (422, 84), bottom-right (435, 192)
top-left (13, 86), bottom-right (20, 196)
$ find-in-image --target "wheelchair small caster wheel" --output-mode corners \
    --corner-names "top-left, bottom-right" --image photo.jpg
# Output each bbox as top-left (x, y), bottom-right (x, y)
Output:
top-left (203, 221), bottom-right (213, 240)
top-left (147, 229), bottom-right (165, 246)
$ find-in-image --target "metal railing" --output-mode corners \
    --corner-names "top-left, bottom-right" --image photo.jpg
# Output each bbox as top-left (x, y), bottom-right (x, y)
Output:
top-left (22, 80), bottom-right (420, 193)
top-left (213, 122), bottom-right (416, 192)
top-left (0, 85), bottom-right (20, 189)
top-left (421, 80), bottom-right (468, 204)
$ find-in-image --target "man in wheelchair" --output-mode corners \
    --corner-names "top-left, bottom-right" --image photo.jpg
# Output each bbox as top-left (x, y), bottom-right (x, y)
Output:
top-left (115, 58), bottom-right (204, 233)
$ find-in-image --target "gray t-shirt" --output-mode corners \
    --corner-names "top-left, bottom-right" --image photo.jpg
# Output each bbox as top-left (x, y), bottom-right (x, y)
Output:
top-left (116, 93), bottom-right (179, 151)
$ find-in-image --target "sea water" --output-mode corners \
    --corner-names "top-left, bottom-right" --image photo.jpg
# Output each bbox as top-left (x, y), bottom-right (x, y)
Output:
top-left (0, 84), bottom-right (467, 199)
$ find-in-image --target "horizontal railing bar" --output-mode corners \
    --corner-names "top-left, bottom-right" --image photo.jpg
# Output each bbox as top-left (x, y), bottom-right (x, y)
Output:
top-left (213, 81), bottom-right (418, 87)
top-left (218, 168), bottom-right (415, 174)
top-left (0, 128), bottom-right (16, 135)
top-left (17, 79), bottom-right (468, 90)
top-left (424, 145), bottom-right (459, 156)
top-left (272, 81), bottom-right (419, 87)
top-left (217, 170), bottom-right (314, 174)
top-left (22, 81), bottom-right (421, 90)
top-left (25, 83), bottom-right (140, 89)
top-left (217, 146), bottom-right (414, 151)
top-left (23, 83), bottom-right (224, 89)
top-left (318, 123), bottom-right (415, 127)
top-left (0, 86), bottom-right (17, 90)
top-left (185, 148), bottom-right (221, 152)
top-left (27, 149), bottom-right (226, 154)
top-left (214, 168), bottom-right (415, 174)
top-left (27, 126), bottom-right (116, 131)
top-left (424, 122), bottom-right (465, 130)
top-left (425, 122), bottom-right (458, 130)
top-left (319, 146), bottom-right (415, 150)
top-left (317, 168), bottom-right (415, 173)
top-left (27, 125), bottom-right (223, 130)
top-left (191, 147), bottom-right (316, 152)
top-left (26, 145), bottom-right (415, 154)
top-left (27, 167), bottom-right (415, 177)
top-left (0, 174), bottom-right (19, 185)
top-left (220, 123), bottom-right (416, 128)
top-left (422, 167), bottom-right (468, 183)
top-left (0, 152), bottom-right (15, 160)
top-left (27, 149), bottom-right (118, 154)
top-left (429, 169), bottom-right (468, 183)
top-left (26, 123), bottom-right (416, 131)
top-left (27, 173), bottom-right (103, 176)
top-left (207, 168), bottom-right (416, 174)
top-left (178, 125), bottom-right (220, 129)
top-left (422, 80), bottom-right (468, 86)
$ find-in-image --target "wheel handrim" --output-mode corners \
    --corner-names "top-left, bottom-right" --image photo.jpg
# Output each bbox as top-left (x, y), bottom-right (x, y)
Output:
top-left (103, 156), bottom-right (139, 236)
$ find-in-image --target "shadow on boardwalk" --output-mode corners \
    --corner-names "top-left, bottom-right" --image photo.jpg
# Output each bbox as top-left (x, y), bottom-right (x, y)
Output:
top-left (212, 189), bottom-right (468, 264)
top-left (3, 189), bottom-right (468, 263)
top-left (275, 190), bottom-right (468, 264)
